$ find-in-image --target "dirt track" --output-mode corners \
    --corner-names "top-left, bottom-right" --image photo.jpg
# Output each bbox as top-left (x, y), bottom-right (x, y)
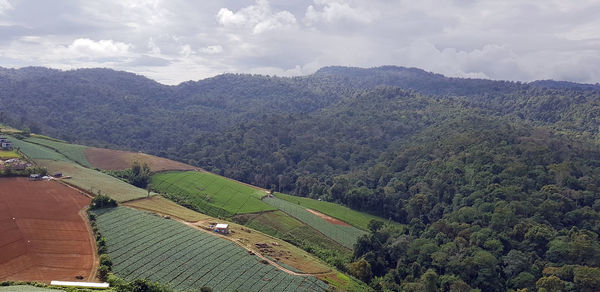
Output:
top-left (0, 178), bottom-right (95, 283)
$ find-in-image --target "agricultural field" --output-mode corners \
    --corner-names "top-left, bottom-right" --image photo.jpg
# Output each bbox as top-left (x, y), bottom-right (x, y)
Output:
top-left (9, 139), bottom-right (70, 162)
top-left (151, 171), bottom-right (275, 217)
top-left (239, 211), bottom-right (350, 254)
top-left (123, 196), bottom-right (366, 290)
top-left (25, 137), bottom-right (91, 168)
top-left (262, 197), bottom-right (367, 249)
top-left (85, 148), bottom-right (198, 172)
top-left (0, 150), bottom-right (19, 159)
top-left (0, 178), bottom-right (94, 282)
top-left (34, 160), bottom-right (151, 202)
top-left (123, 196), bottom-right (211, 222)
top-left (0, 285), bottom-right (63, 292)
top-left (275, 192), bottom-right (389, 231)
top-left (92, 207), bottom-right (329, 291)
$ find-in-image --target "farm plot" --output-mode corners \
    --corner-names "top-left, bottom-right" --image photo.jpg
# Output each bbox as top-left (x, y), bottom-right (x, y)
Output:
top-left (123, 196), bottom-right (211, 222)
top-left (25, 137), bottom-right (91, 168)
top-left (0, 177), bottom-right (94, 283)
top-left (0, 150), bottom-right (20, 159)
top-left (85, 148), bottom-right (197, 172)
top-left (262, 197), bottom-right (367, 249)
top-left (34, 160), bottom-right (150, 202)
top-left (92, 207), bottom-right (329, 291)
top-left (151, 171), bottom-right (275, 217)
top-left (275, 192), bottom-right (388, 231)
top-left (9, 139), bottom-right (70, 162)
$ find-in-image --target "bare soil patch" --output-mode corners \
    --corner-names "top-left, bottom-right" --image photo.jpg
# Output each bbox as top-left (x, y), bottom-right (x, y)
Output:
top-left (0, 178), bottom-right (94, 283)
top-left (305, 208), bottom-right (351, 226)
top-left (85, 147), bottom-right (199, 172)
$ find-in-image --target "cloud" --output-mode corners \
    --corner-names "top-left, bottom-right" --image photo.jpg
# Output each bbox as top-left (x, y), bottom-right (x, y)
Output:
top-left (67, 38), bottom-right (130, 58)
top-left (216, 0), bottom-right (296, 34)
top-left (0, 0), bottom-right (12, 14)
top-left (126, 55), bottom-right (171, 67)
top-left (304, 0), bottom-right (375, 25)
top-left (200, 45), bottom-right (223, 54)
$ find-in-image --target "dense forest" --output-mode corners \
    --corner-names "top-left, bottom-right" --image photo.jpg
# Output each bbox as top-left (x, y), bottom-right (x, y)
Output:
top-left (2, 66), bottom-right (600, 290)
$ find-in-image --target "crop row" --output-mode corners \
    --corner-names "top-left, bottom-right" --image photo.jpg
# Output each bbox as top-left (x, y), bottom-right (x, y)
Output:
top-left (93, 207), bottom-right (328, 291)
top-left (262, 197), bottom-right (367, 249)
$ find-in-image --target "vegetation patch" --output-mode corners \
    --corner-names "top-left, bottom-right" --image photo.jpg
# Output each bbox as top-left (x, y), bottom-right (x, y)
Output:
top-left (35, 159), bottom-right (150, 202)
top-left (263, 197), bottom-right (367, 249)
top-left (0, 150), bottom-right (19, 159)
top-left (25, 137), bottom-right (91, 167)
top-left (9, 138), bottom-right (70, 162)
top-left (91, 206), bottom-right (329, 291)
top-left (275, 192), bottom-right (387, 230)
top-left (151, 171), bottom-right (276, 216)
top-left (124, 196), bottom-right (211, 222)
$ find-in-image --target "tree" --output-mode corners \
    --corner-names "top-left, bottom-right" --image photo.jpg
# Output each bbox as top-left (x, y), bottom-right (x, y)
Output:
top-left (348, 258), bottom-right (373, 283)
top-left (368, 219), bottom-right (384, 233)
top-left (574, 266), bottom-right (600, 292)
top-left (536, 275), bottom-right (565, 292)
top-left (421, 268), bottom-right (439, 292)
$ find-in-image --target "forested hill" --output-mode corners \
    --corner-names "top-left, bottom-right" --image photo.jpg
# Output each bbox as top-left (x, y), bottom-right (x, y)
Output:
top-left (3, 65), bottom-right (600, 290)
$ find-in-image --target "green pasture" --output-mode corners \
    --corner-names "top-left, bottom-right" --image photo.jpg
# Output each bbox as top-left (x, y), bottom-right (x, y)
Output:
top-left (151, 171), bottom-right (276, 216)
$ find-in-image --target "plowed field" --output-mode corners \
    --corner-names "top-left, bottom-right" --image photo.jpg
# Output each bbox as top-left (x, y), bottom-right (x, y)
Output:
top-left (85, 148), bottom-right (198, 172)
top-left (0, 178), bottom-right (95, 283)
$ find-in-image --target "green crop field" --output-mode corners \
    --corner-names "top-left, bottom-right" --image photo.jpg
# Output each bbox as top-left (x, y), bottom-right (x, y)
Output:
top-left (0, 285), bottom-right (63, 292)
top-left (0, 150), bottom-right (20, 159)
top-left (151, 171), bottom-right (276, 217)
top-left (10, 138), bottom-right (71, 162)
top-left (92, 207), bottom-right (329, 291)
top-left (25, 137), bottom-right (91, 167)
top-left (240, 211), bottom-right (350, 254)
top-left (262, 197), bottom-right (367, 249)
top-left (275, 192), bottom-right (389, 231)
top-left (36, 160), bottom-right (150, 202)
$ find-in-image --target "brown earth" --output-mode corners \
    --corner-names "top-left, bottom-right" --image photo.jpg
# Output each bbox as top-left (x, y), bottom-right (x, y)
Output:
top-left (305, 209), bottom-right (351, 226)
top-left (84, 147), bottom-right (199, 172)
top-left (0, 178), bottom-right (95, 283)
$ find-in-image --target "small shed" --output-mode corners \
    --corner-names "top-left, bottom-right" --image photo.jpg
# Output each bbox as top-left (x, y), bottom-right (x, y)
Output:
top-left (214, 223), bottom-right (229, 234)
top-left (29, 174), bottom-right (42, 181)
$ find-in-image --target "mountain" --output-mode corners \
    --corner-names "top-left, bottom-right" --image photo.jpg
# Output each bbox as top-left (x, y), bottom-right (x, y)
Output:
top-left (2, 65), bottom-right (600, 291)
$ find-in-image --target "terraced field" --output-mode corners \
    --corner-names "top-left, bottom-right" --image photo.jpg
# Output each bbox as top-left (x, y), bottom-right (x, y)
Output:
top-left (275, 192), bottom-right (388, 230)
top-left (25, 137), bottom-right (91, 167)
top-left (84, 148), bottom-right (197, 172)
top-left (151, 171), bottom-right (275, 217)
top-left (92, 207), bottom-right (329, 291)
top-left (262, 197), bottom-right (367, 249)
top-left (34, 160), bottom-right (150, 202)
top-left (10, 139), bottom-right (70, 162)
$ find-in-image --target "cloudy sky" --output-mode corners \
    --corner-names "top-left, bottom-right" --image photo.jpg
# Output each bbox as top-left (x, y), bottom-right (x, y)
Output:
top-left (0, 0), bottom-right (599, 84)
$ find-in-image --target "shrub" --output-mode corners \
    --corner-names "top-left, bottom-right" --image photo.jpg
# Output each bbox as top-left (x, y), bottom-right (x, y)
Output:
top-left (90, 194), bottom-right (118, 209)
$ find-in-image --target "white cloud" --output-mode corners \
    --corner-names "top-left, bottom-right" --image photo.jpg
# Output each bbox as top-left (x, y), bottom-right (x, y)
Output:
top-left (304, 0), bottom-right (375, 25)
top-left (200, 45), bottom-right (223, 54)
top-left (216, 0), bottom-right (296, 34)
top-left (179, 44), bottom-right (194, 57)
top-left (0, 0), bottom-right (12, 14)
top-left (67, 38), bottom-right (131, 58)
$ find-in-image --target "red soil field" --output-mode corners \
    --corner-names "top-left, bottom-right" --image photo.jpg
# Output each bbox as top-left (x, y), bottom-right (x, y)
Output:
top-left (0, 178), bottom-right (95, 283)
top-left (85, 147), bottom-right (199, 172)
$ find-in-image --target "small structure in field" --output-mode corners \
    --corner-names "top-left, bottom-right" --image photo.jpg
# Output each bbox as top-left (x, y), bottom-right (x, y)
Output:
top-left (54, 172), bottom-right (62, 178)
top-left (214, 223), bottom-right (229, 234)
top-left (29, 174), bottom-right (42, 181)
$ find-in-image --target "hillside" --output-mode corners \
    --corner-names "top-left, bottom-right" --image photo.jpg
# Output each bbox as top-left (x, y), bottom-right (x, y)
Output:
top-left (3, 65), bottom-right (600, 290)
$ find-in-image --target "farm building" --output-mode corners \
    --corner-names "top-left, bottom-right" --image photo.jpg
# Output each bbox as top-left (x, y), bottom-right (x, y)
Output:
top-left (29, 174), bottom-right (42, 181)
top-left (1, 141), bottom-right (13, 150)
top-left (214, 223), bottom-right (229, 234)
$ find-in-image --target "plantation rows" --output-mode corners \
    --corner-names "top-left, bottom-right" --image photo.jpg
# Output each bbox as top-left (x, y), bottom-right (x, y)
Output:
top-left (262, 197), bottom-right (367, 249)
top-left (92, 207), bottom-right (328, 291)
top-left (151, 171), bottom-right (275, 216)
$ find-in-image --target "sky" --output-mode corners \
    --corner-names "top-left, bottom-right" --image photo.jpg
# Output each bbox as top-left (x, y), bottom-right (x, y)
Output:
top-left (0, 0), bottom-right (599, 85)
